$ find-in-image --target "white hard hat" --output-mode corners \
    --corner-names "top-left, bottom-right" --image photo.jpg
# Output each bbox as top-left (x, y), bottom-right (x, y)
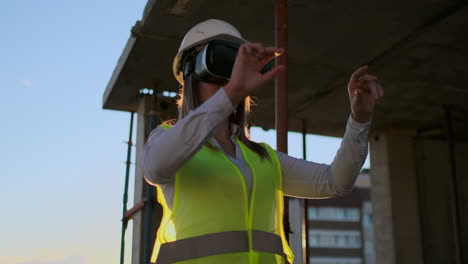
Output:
top-left (173, 19), bottom-right (248, 85)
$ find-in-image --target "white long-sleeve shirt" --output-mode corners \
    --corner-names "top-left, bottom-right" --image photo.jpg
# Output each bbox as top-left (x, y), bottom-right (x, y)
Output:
top-left (140, 88), bottom-right (370, 208)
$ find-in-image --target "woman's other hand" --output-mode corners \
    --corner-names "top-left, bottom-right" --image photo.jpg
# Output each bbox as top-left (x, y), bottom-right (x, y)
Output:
top-left (347, 65), bottom-right (384, 123)
top-left (225, 43), bottom-right (285, 106)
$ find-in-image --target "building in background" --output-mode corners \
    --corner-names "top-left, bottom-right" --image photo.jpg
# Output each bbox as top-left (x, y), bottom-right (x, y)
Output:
top-left (307, 169), bottom-right (374, 264)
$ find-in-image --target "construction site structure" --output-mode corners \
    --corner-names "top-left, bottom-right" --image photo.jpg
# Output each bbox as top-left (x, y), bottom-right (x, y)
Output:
top-left (103, 0), bottom-right (468, 263)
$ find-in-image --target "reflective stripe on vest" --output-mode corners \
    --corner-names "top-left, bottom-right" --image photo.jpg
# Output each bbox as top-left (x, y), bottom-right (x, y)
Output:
top-left (156, 230), bottom-right (288, 264)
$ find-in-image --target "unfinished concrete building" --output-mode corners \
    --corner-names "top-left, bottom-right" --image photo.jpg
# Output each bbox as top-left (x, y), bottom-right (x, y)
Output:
top-left (103, 0), bottom-right (468, 263)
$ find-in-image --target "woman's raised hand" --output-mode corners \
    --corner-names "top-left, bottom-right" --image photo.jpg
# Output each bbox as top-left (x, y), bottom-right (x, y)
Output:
top-left (347, 65), bottom-right (384, 123)
top-left (224, 43), bottom-right (285, 106)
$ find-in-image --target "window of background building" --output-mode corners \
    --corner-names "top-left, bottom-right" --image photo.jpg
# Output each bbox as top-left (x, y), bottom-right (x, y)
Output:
top-left (308, 206), bottom-right (360, 222)
top-left (361, 201), bottom-right (375, 264)
top-left (309, 256), bottom-right (362, 264)
top-left (309, 230), bottom-right (361, 248)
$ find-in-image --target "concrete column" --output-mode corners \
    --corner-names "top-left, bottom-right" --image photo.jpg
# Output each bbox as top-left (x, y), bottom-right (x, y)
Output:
top-left (415, 139), bottom-right (468, 263)
top-left (289, 197), bottom-right (304, 264)
top-left (369, 132), bottom-right (424, 264)
top-left (132, 95), bottom-right (150, 264)
top-left (131, 94), bottom-right (163, 264)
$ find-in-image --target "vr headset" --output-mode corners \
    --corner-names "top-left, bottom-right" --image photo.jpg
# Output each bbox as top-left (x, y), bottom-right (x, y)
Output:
top-left (180, 40), bottom-right (273, 84)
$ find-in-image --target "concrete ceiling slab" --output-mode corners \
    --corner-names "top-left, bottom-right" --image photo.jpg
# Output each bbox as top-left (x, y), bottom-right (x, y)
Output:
top-left (103, 0), bottom-right (468, 139)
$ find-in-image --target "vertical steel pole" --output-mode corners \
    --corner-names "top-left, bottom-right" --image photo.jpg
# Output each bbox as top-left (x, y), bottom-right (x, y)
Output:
top-left (443, 105), bottom-right (464, 264)
top-left (120, 112), bottom-right (135, 264)
top-left (276, 0), bottom-right (288, 152)
top-left (302, 119), bottom-right (307, 160)
top-left (276, 0), bottom-right (291, 242)
top-left (301, 119), bottom-right (309, 264)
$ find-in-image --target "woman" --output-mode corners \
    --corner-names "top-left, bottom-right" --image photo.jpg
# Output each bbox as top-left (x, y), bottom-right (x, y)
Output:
top-left (141, 19), bottom-right (383, 264)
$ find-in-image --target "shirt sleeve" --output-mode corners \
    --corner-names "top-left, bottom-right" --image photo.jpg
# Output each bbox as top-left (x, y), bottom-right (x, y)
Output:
top-left (280, 115), bottom-right (370, 198)
top-left (140, 88), bottom-right (235, 185)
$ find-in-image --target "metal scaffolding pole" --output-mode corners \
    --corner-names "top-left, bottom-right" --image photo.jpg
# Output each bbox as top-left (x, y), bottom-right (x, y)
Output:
top-left (275, 0), bottom-right (291, 241)
top-left (302, 119), bottom-right (309, 264)
top-left (120, 112), bottom-right (135, 264)
top-left (143, 95), bottom-right (160, 264)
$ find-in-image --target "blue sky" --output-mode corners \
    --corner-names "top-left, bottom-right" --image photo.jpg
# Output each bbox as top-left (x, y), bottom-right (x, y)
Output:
top-left (0, 1), bottom-right (368, 263)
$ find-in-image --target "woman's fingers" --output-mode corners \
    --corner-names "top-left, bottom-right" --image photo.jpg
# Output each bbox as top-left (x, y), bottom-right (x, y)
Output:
top-left (263, 47), bottom-right (284, 60)
top-left (370, 81), bottom-right (379, 99)
top-left (360, 76), bottom-right (378, 99)
top-left (262, 65), bottom-right (285, 82)
top-left (239, 43), bottom-right (285, 75)
top-left (251, 43), bottom-right (266, 58)
top-left (243, 43), bottom-right (266, 60)
top-left (242, 43), bottom-right (253, 56)
top-left (352, 68), bottom-right (384, 100)
top-left (355, 80), bottom-right (383, 100)
top-left (354, 84), bottom-right (369, 96)
top-left (241, 43), bottom-right (283, 61)
top-left (350, 65), bottom-right (369, 83)
top-left (377, 82), bottom-right (384, 97)
top-left (359, 74), bottom-right (378, 82)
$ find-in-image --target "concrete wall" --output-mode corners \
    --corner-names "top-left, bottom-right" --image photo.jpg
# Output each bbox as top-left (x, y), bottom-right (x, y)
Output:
top-left (370, 133), bottom-right (468, 264)
top-left (415, 139), bottom-right (468, 264)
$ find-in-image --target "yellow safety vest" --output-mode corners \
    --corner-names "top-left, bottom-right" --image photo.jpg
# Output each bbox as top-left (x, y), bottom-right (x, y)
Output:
top-left (150, 125), bottom-right (294, 264)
